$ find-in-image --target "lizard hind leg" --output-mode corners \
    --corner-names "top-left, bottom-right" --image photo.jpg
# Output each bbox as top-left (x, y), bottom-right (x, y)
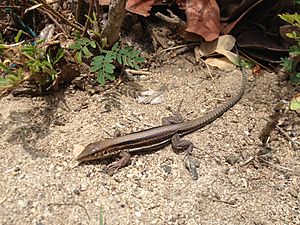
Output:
top-left (171, 133), bottom-right (194, 155)
top-left (171, 133), bottom-right (199, 180)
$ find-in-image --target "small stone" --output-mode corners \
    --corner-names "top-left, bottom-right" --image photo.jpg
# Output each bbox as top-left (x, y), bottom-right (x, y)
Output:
top-left (14, 166), bottom-right (21, 172)
top-left (18, 199), bottom-right (28, 208)
top-left (225, 155), bottom-right (240, 165)
top-left (73, 189), bottom-right (80, 195)
top-left (160, 165), bottom-right (172, 175)
top-left (274, 184), bottom-right (285, 191)
top-left (135, 211), bottom-right (142, 217)
top-left (201, 191), bottom-right (209, 197)
top-left (225, 167), bottom-right (236, 175)
top-left (30, 208), bottom-right (36, 213)
top-left (80, 182), bottom-right (89, 191)
top-left (289, 189), bottom-right (298, 198)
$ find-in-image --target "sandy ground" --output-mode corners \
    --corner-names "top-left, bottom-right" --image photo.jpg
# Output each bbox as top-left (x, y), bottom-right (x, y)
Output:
top-left (1, 55), bottom-right (300, 225)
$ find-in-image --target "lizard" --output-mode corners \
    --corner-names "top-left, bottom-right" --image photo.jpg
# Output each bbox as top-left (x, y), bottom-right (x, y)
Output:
top-left (75, 62), bottom-right (247, 175)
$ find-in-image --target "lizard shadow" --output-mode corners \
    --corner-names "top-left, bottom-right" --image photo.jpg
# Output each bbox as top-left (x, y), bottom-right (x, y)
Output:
top-left (2, 91), bottom-right (70, 158)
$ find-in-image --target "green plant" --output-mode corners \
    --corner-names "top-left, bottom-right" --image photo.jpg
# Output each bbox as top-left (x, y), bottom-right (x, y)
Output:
top-left (279, 12), bottom-right (300, 83)
top-left (69, 37), bottom-right (96, 63)
top-left (279, 5), bottom-right (300, 110)
top-left (91, 42), bottom-right (145, 85)
top-left (0, 63), bottom-right (24, 88)
top-left (70, 37), bottom-right (145, 85)
top-left (0, 39), bottom-right (65, 89)
top-left (21, 40), bottom-right (65, 81)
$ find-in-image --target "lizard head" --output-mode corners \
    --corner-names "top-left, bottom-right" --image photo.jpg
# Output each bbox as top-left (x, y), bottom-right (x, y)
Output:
top-left (75, 141), bottom-right (111, 162)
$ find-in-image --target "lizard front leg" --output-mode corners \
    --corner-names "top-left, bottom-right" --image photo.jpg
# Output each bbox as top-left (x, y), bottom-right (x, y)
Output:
top-left (106, 151), bottom-right (131, 175)
top-left (162, 100), bottom-right (184, 125)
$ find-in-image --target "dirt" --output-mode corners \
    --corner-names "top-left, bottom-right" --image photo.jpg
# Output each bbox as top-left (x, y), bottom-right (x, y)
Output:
top-left (1, 55), bottom-right (300, 225)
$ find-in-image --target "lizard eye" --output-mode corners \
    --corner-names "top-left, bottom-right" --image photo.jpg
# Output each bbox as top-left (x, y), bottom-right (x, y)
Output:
top-left (103, 150), bottom-right (108, 156)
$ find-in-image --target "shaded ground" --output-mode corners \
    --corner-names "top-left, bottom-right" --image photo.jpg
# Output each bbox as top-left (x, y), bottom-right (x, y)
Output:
top-left (1, 55), bottom-right (300, 225)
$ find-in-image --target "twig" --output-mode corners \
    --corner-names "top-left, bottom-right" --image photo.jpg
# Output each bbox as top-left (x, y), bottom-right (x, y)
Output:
top-left (124, 69), bottom-right (151, 75)
top-left (197, 57), bottom-right (214, 80)
top-left (82, 0), bottom-right (94, 36)
top-left (0, 41), bottom-right (25, 48)
top-left (48, 202), bottom-right (90, 220)
top-left (276, 125), bottom-right (299, 145)
top-left (158, 43), bottom-right (200, 54)
top-left (34, 0), bottom-right (83, 32)
top-left (155, 9), bottom-right (186, 27)
top-left (258, 156), bottom-right (293, 172)
top-left (76, 0), bottom-right (83, 22)
top-left (38, 8), bottom-right (67, 35)
top-left (276, 125), bottom-right (300, 150)
top-left (0, 5), bottom-right (21, 8)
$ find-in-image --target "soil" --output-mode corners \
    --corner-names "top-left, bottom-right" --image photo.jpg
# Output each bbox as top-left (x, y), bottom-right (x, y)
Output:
top-left (1, 54), bottom-right (300, 225)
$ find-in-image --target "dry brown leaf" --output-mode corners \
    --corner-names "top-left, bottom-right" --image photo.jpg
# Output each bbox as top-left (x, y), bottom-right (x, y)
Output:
top-left (177, 0), bottom-right (220, 41)
top-left (99, 0), bottom-right (161, 16)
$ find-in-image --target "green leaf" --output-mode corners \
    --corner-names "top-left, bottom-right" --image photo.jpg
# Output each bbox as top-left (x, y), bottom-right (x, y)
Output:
top-left (0, 63), bottom-right (18, 76)
top-left (14, 30), bottom-right (23, 43)
top-left (82, 46), bottom-right (91, 57)
top-left (0, 77), bottom-right (9, 85)
top-left (127, 59), bottom-right (134, 68)
top-left (104, 63), bottom-right (115, 74)
top-left (135, 57), bottom-right (145, 62)
top-left (99, 208), bottom-right (104, 225)
top-left (97, 71), bottom-right (105, 85)
top-left (7, 74), bottom-right (19, 81)
top-left (105, 72), bottom-right (115, 81)
top-left (90, 64), bottom-right (103, 72)
top-left (290, 97), bottom-right (300, 110)
top-left (105, 52), bottom-right (115, 62)
top-left (53, 49), bottom-right (65, 64)
top-left (69, 43), bottom-right (81, 50)
top-left (77, 37), bottom-right (91, 45)
top-left (119, 48), bottom-right (126, 55)
top-left (289, 45), bottom-right (300, 56)
top-left (116, 54), bottom-right (122, 64)
top-left (76, 52), bottom-right (82, 64)
top-left (90, 41), bottom-right (96, 48)
top-left (132, 62), bottom-right (139, 70)
top-left (291, 72), bottom-right (300, 83)
top-left (111, 42), bottom-right (120, 52)
top-left (36, 39), bottom-right (45, 45)
top-left (91, 55), bottom-right (104, 67)
top-left (280, 57), bottom-right (293, 72)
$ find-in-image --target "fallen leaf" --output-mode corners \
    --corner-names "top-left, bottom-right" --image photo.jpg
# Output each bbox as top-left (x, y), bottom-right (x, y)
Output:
top-left (205, 57), bottom-right (235, 71)
top-left (136, 86), bottom-right (167, 104)
top-left (177, 0), bottom-right (220, 41)
top-left (196, 34), bottom-right (236, 57)
top-left (99, 0), bottom-right (160, 16)
top-left (216, 50), bottom-right (238, 65)
top-left (195, 35), bottom-right (238, 64)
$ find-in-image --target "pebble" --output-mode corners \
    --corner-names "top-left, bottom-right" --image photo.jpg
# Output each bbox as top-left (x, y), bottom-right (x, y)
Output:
top-left (18, 199), bottom-right (28, 208)
top-left (135, 211), bottom-right (142, 217)
top-left (160, 164), bottom-right (172, 175)
top-left (289, 189), bottom-right (298, 198)
top-left (225, 154), bottom-right (240, 165)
